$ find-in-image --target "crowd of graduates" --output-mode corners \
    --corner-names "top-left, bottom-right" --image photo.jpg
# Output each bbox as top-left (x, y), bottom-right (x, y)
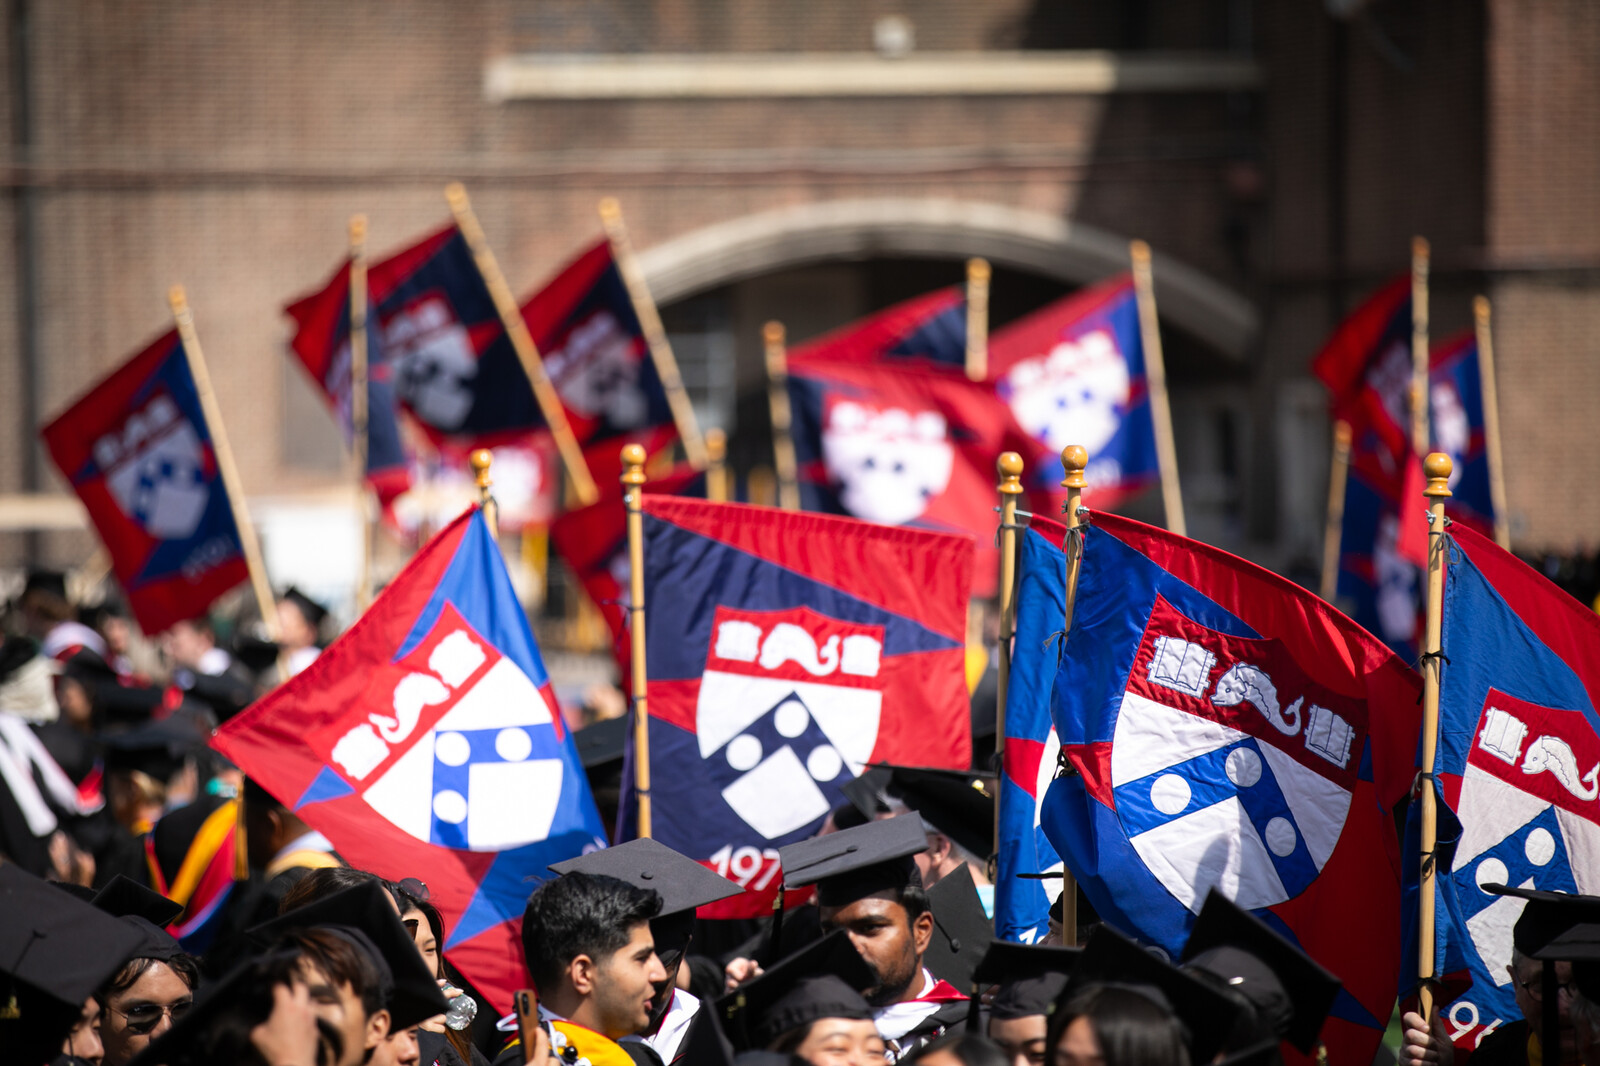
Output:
top-left (6, 566), bottom-right (1600, 1066)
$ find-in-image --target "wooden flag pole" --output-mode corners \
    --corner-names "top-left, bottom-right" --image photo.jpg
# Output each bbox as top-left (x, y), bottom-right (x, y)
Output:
top-left (621, 443), bottom-right (652, 838)
top-left (764, 321), bottom-right (801, 511)
top-left (966, 258), bottom-right (991, 382)
top-left (444, 183), bottom-right (600, 505)
top-left (705, 427), bottom-right (729, 503)
top-left (1473, 297), bottom-right (1511, 549)
top-left (1410, 237), bottom-right (1432, 459)
top-left (1417, 451), bottom-right (1453, 1026)
top-left (1320, 420), bottom-right (1353, 601)
top-left (168, 286), bottom-right (280, 639)
top-left (349, 215), bottom-right (375, 611)
top-left (993, 452), bottom-right (1024, 859)
top-left (471, 449), bottom-right (499, 539)
top-left (1129, 241), bottom-right (1186, 537)
top-left (1057, 444), bottom-right (1089, 945)
top-left (598, 197), bottom-right (708, 469)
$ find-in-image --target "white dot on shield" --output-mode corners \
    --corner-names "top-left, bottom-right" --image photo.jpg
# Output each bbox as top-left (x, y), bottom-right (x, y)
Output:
top-left (1476, 857), bottom-right (1509, 889)
top-left (435, 732), bottom-right (471, 767)
top-left (1225, 747), bottom-right (1261, 788)
top-left (1265, 817), bottom-right (1297, 857)
top-left (496, 727), bottom-right (533, 762)
top-left (774, 700), bottom-right (809, 739)
top-left (1525, 827), bottom-right (1557, 867)
top-left (1150, 774), bottom-right (1191, 816)
top-left (726, 734), bottom-right (762, 772)
top-left (433, 790), bottom-right (468, 824)
top-left (807, 745), bottom-right (843, 782)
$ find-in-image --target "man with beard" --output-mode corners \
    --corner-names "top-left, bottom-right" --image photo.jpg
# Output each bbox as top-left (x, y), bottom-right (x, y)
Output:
top-left (544, 838), bottom-right (743, 1064)
top-left (777, 814), bottom-right (969, 1061)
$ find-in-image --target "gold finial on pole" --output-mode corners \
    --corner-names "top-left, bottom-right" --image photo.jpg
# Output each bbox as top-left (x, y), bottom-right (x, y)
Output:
top-left (1473, 296), bottom-right (1511, 549)
top-left (965, 257), bottom-right (991, 382)
top-left (621, 442), bottom-right (653, 838)
top-left (992, 452), bottom-right (1024, 863)
top-left (764, 321), bottom-right (801, 511)
top-left (705, 427), bottom-right (729, 503)
top-left (1321, 420), bottom-right (1353, 602)
top-left (1056, 444), bottom-right (1089, 945)
top-left (1416, 450), bottom-right (1452, 1030)
top-left (471, 448), bottom-right (499, 539)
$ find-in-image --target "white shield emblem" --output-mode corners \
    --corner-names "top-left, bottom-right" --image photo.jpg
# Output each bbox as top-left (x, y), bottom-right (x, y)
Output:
top-left (95, 393), bottom-right (210, 540)
top-left (821, 399), bottom-right (953, 526)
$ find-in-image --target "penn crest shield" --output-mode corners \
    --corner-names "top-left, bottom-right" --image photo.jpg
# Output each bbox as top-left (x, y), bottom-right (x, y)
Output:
top-left (213, 508), bottom-right (606, 1013)
top-left (1408, 524), bottom-right (1600, 1052)
top-left (1037, 512), bottom-right (1421, 1066)
top-left (41, 328), bottom-right (250, 635)
top-left (624, 498), bottom-right (973, 917)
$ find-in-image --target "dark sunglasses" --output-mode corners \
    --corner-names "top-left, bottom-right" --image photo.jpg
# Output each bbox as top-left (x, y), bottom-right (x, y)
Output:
top-left (397, 877), bottom-right (430, 902)
top-left (109, 998), bottom-right (193, 1034)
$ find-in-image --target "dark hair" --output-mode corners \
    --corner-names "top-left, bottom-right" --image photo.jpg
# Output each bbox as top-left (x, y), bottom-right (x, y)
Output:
top-left (100, 952), bottom-right (201, 1001)
top-left (159, 951), bottom-right (321, 1066)
top-left (278, 866), bottom-right (402, 914)
top-left (243, 775), bottom-right (285, 814)
top-left (907, 1031), bottom-right (1009, 1066)
top-left (897, 882), bottom-right (931, 924)
top-left (520, 872), bottom-right (662, 993)
top-left (289, 927), bottom-right (388, 1018)
top-left (1047, 985), bottom-right (1191, 1066)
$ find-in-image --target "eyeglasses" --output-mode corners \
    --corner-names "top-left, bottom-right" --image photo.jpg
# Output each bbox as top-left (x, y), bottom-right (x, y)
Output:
top-left (107, 999), bottom-right (192, 1034)
top-left (397, 877), bottom-right (430, 902)
top-left (1518, 978), bottom-right (1577, 1002)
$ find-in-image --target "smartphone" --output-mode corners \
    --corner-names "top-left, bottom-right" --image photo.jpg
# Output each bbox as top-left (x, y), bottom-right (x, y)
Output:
top-left (514, 989), bottom-right (541, 1064)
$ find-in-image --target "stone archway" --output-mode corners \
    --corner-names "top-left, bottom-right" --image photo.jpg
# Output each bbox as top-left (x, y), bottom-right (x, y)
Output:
top-left (634, 198), bottom-right (1257, 360)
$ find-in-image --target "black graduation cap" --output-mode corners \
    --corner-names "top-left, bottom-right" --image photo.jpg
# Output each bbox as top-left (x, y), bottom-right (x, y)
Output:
top-left (974, 941), bottom-right (1080, 1020)
top-left (877, 764), bottom-right (998, 862)
top-left (574, 714), bottom-right (629, 770)
top-left (23, 569), bottom-right (69, 601)
top-left (1181, 889), bottom-right (1341, 1054)
top-left (281, 586), bottom-right (329, 629)
top-left (549, 837), bottom-right (743, 917)
top-left (839, 766), bottom-right (893, 821)
top-left (82, 873), bottom-right (185, 926)
top-left (714, 930), bottom-right (876, 1052)
top-left (101, 713), bottom-right (210, 780)
top-left (1064, 924), bottom-right (1243, 1065)
top-left (232, 633), bottom-right (282, 675)
top-left (779, 812), bottom-right (927, 907)
top-left (250, 880), bottom-right (450, 1029)
top-left (924, 864), bottom-right (993, 991)
top-left (0, 864), bottom-right (148, 1062)
top-left (1532, 923), bottom-right (1600, 1002)
top-left (120, 915), bottom-right (189, 963)
top-left (1482, 883), bottom-right (1600, 955)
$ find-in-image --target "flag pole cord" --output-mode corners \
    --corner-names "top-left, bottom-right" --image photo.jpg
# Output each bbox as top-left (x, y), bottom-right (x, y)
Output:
top-left (621, 444), bottom-right (652, 838)
top-left (992, 452), bottom-right (1024, 868)
top-left (598, 197), bottom-right (708, 470)
top-left (445, 182), bottom-right (599, 506)
top-left (1417, 451), bottom-right (1453, 1026)
top-left (168, 286), bottom-right (282, 648)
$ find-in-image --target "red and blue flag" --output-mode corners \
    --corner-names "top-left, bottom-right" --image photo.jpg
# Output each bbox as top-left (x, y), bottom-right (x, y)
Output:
top-left (1316, 279), bottom-right (1500, 657)
top-left (784, 358), bottom-right (1038, 597)
top-left (787, 287), bottom-right (968, 371)
top-left (212, 507), bottom-right (607, 1013)
top-left (284, 260), bottom-right (412, 504)
top-left (990, 276), bottom-right (1158, 509)
top-left (1405, 524), bottom-right (1600, 1050)
top-left (995, 516), bottom-right (1070, 943)
top-left (40, 329), bottom-right (251, 635)
top-left (619, 498), bottom-right (973, 916)
top-left (1036, 511), bottom-right (1421, 1065)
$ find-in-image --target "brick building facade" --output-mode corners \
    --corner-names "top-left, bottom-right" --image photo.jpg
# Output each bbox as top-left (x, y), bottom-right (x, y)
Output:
top-left (1, 1), bottom-right (1595, 606)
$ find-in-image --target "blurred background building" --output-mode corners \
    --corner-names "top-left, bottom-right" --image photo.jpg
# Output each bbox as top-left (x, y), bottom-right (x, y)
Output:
top-left (2, 0), bottom-right (1597, 628)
